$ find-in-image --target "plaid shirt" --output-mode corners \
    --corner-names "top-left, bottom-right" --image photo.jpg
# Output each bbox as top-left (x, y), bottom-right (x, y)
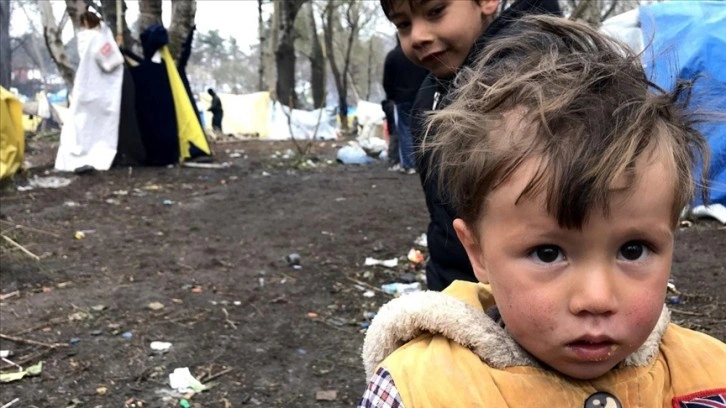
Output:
top-left (358, 367), bottom-right (405, 408)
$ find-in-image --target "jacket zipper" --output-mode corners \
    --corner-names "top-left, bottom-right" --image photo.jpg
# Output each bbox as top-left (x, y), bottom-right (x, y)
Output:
top-left (432, 91), bottom-right (441, 110)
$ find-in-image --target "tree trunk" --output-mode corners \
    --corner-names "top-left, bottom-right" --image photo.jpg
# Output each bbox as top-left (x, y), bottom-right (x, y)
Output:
top-left (138, 0), bottom-right (163, 34)
top-left (65, 0), bottom-right (87, 31)
top-left (257, 0), bottom-right (266, 91)
top-left (275, 0), bottom-right (306, 108)
top-left (323, 0), bottom-right (346, 130)
top-left (39, 1), bottom-right (76, 88)
top-left (366, 39), bottom-right (372, 101)
top-left (101, 0), bottom-right (133, 47)
top-left (0, 0), bottom-right (10, 89)
top-left (168, 0), bottom-right (196, 62)
top-left (307, 2), bottom-right (325, 108)
top-left (266, 0), bottom-right (279, 98)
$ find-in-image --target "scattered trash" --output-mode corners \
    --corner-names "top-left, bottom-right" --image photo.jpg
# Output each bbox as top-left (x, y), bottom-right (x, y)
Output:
top-left (69, 338), bottom-right (80, 345)
top-left (96, 386), bottom-right (108, 396)
top-left (690, 203), bottom-right (726, 224)
top-left (0, 362), bottom-right (42, 383)
top-left (398, 273), bottom-right (417, 283)
top-left (286, 253), bottom-right (301, 266)
top-left (63, 201), bottom-right (80, 207)
top-left (360, 322), bottom-right (370, 329)
top-left (407, 248), bottom-right (425, 264)
top-left (363, 290), bottom-right (375, 298)
top-left (26, 176), bottom-right (73, 189)
top-left (364, 257), bottom-right (398, 268)
top-left (0, 291), bottom-right (19, 301)
top-left (0, 397), bottom-right (20, 408)
top-left (667, 281), bottom-right (680, 295)
top-left (0, 350), bottom-right (10, 358)
top-left (121, 331), bottom-right (133, 339)
top-left (666, 295), bottom-right (681, 305)
top-left (148, 301), bottom-right (165, 311)
top-left (91, 304), bottom-right (107, 312)
top-left (336, 144), bottom-right (373, 165)
top-left (363, 311), bottom-right (377, 319)
top-left (90, 330), bottom-right (103, 336)
top-left (414, 233), bottom-right (428, 248)
top-left (168, 367), bottom-right (208, 393)
top-left (315, 390), bottom-right (338, 401)
top-left (73, 165), bottom-right (95, 175)
top-left (163, 199), bottom-right (174, 206)
top-left (179, 399), bottom-right (191, 408)
top-left (261, 171), bottom-right (271, 176)
top-left (181, 161), bottom-right (231, 169)
top-left (150, 341), bottom-right (172, 352)
top-left (74, 231), bottom-right (86, 240)
top-left (191, 286), bottom-right (202, 293)
top-left (297, 349), bottom-right (307, 355)
top-left (105, 198), bottom-right (121, 205)
top-left (307, 312), bottom-right (318, 318)
top-left (381, 282), bottom-right (422, 297)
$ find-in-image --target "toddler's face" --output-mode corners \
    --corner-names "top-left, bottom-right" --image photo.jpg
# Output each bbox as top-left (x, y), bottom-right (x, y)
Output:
top-left (389, 0), bottom-right (498, 78)
top-left (455, 156), bottom-right (674, 380)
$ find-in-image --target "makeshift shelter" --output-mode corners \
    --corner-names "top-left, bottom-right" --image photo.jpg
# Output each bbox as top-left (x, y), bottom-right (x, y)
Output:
top-left (200, 91), bottom-right (338, 140)
top-left (602, 1), bottom-right (726, 208)
top-left (1, 87), bottom-right (24, 180)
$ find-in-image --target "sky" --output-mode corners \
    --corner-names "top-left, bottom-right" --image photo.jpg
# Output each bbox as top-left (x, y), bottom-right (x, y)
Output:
top-left (11, 0), bottom-right (395, 53)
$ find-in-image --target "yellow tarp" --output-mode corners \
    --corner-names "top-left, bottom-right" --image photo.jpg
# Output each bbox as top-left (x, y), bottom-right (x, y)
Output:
top-left (201, 91), bottom-right (272, 139)
top-left (160, 46), bottom-right (211, 161)
top-left (1, 87), bottom-right (24, 180)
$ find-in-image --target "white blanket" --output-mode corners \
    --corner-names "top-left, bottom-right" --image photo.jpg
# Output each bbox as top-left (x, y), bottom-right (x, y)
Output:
top-left (55, 23), bottom-right (123, 172)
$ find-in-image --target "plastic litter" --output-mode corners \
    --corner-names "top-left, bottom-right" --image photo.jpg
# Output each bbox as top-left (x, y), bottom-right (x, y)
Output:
top-left (286, 253), bottom-right (301, 266)
top-left (150, 341), bottom-right (172, 352)
top-left (414, 233), bottom-right (428, 248)
top-left (0, 362), bottom-right (42, 383)
top-left (407, 248), bottom-right (425, 264)
top-left (364, 257), bottom-right (398, 268)
top-left (381, 282), bottom-right (422, 297)
top-left (168, 367), bottom-right (207, 393)
top-left (336, 144), bottom-right (373, 165)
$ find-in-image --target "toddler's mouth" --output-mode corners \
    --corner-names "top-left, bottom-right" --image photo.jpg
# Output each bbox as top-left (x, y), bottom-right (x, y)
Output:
top-left (567, 340), bottom-right (619, 362)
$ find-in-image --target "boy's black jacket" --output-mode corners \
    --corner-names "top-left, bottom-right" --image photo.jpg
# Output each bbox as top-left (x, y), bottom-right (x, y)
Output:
top-left (383, 44), bottom-right (430, 104)
top-left (411, 0), bottom-right (562, 291)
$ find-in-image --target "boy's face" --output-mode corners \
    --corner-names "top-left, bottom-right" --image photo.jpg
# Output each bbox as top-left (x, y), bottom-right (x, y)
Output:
top-left (454, 155), bottom-right (675, 380)
top-left (389, 0), bottom-right (499, 78)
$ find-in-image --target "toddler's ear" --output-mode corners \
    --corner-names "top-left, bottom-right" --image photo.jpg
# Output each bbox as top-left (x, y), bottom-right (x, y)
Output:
top-left (453, 219), bottom-right (489, 283)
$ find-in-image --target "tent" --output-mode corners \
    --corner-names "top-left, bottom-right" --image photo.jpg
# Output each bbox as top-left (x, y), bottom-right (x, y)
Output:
top-left (1, 87), bottom-right (24, 180)
top-left (602, 1), bottom-right (726, 209)
top-left (199, 91), bottom-right (338, 140)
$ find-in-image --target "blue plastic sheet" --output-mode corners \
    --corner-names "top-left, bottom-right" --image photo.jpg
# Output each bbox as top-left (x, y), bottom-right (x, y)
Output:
top-left (640, 1), bottom-right (726, 205)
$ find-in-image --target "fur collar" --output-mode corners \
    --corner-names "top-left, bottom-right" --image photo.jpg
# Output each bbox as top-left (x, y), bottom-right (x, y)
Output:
top-left (362, 285), bottom-right (671, 379)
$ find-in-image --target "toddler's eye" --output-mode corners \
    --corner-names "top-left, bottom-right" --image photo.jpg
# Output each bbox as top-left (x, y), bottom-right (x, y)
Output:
top-left (427, 4), bottom-right (445, 18)
top-left (618, 241), bottom-right (649, 261)
top-left (530, 245), bottom-right (564, 263)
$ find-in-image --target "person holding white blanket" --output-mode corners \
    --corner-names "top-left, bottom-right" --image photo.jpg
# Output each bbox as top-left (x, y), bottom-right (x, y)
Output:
top-left (55, 11), bottom-right (124, 172)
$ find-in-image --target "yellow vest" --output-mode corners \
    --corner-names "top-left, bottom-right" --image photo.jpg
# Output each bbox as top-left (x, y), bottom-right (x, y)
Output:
top-left (366, 281), bottom-right (726, 407)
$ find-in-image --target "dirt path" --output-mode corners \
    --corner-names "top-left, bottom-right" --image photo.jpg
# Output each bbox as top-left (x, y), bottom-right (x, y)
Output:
top-left (1, 140), bottom-right (724, 407)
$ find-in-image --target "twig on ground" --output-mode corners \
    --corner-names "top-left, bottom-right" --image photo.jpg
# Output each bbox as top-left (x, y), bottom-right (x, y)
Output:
top-left (345, 276), bottom-right (391, 296)
top-left (670, 309), bottom-right (706, 317)
top-left (1, 398), bottom-right (20, 408)
top-left (203, 367), bottom-right (233, 384)
top-left (1, 235), bottom-right (40, 261)
top-left (0, 220), bottom-right (60, 238)
top-left (221, 308), bottom-right (238, 329)
top-left (0, 291), bottom-right (19, 301)
top-left (0, 333), bottom-right (67, 349)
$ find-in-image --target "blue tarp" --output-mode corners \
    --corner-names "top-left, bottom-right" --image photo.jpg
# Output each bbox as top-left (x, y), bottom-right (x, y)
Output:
top-left (640, 1), bottom-right (726, 205)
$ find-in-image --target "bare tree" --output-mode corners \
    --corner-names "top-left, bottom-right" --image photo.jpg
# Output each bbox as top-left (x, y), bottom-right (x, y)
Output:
top-left (38, 1), bottom-right (76, 87)
top-left (138, 0), bottom-right (162, 34)
top-left (168, 0), bottom-right (197, 62)
top-left (564, 0), bottom-right (640, 26)
top-left (306, 2), bottom-right (325, 108)
top-left (65, 0), bottom-right (87, 31)
top-left (322, 0), bottom-right (373, 132)
top-left (265, 0), bottom-right (279, 97)
top-left (100, 0), bottom-right (133, 47)
top-left (0, 0), bottom-right (10, 88)
top-left (257, 0), bottom-right (266, 91)
top-left (275, 0), bottom-right (307, 107)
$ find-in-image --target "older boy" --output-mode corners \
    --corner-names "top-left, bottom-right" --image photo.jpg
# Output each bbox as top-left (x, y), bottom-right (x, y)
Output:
top-left (359, 16), bottom-right (726, 407)
top-left (380, 0), bottom-right (561, 291)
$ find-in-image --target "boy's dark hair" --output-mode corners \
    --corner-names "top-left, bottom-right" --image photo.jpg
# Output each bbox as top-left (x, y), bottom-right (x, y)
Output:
top-left (424, 15), bottom-right (709, 231)
top-left (380, 0), bottom-right (481, 19)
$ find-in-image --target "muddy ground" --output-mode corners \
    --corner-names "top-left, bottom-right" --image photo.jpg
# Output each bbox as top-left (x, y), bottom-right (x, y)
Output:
top-left (1, 138), bottom-right (724, 408)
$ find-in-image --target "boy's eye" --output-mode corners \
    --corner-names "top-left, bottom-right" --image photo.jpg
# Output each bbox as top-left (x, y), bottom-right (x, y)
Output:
top-left (394, 20), bottom-right (411, 30)
top-left (530, 245), bottom-right (564, 264)
top-left (426, 4), bottom-right (446, 18)
top-left (618, 241), bottom-right (649, 261)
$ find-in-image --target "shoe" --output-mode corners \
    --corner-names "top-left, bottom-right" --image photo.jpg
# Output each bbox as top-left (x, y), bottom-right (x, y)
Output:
top-left (388, 164), bottom-right (402, 172)
top-left (404, 168), bottom-right (417, 175)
